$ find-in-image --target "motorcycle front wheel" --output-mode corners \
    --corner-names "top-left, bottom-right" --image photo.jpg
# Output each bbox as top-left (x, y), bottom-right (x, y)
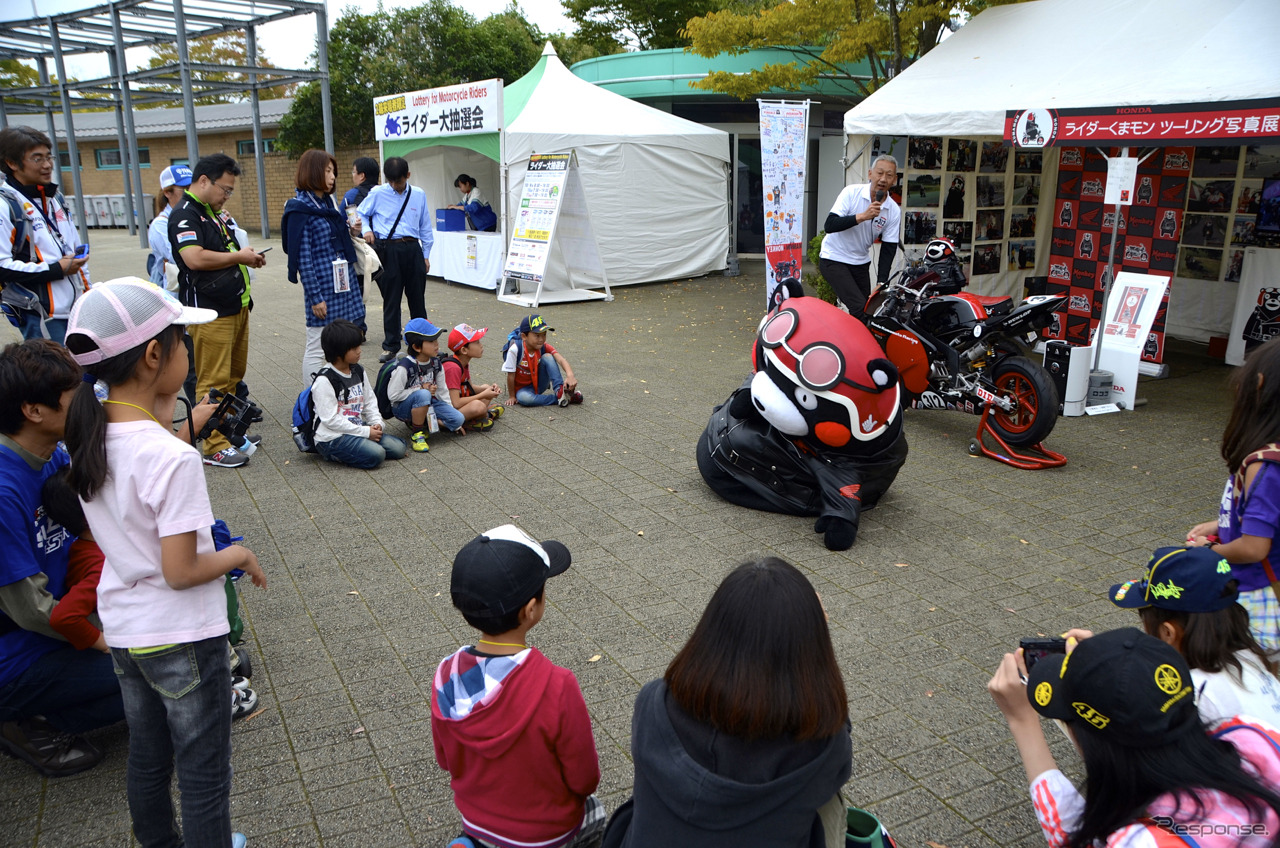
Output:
top-left (990, 356), bottom-right (1059, 446)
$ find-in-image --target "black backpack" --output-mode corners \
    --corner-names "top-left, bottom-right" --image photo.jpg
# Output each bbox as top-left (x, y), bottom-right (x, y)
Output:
top-left (373, 355), bottom-right (420, 420)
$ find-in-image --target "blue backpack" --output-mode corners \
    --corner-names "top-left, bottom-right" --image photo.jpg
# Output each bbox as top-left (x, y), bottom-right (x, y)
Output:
top-left (291, 367), bottom-right (358, 452)
top-left (499, 327), bottom-right (523, 362)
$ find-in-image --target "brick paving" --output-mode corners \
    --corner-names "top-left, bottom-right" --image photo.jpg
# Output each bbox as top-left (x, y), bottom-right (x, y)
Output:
top-left (1, 231), bottom-right (1235, 847)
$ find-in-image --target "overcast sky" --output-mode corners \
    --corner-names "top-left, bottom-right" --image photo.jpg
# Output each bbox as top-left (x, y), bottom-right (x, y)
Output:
top-left (6, 0), bottom-right (578, 85)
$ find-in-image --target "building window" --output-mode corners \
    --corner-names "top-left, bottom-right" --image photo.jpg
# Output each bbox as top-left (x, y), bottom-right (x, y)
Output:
top-left (171, 158), bottom-right (189, 167)
top-left (95, 147), bottom-right (150, 170)
top-left (237, 138), bottom-right (277, 156)
top-left (58, 149), bottom-right (81, 169)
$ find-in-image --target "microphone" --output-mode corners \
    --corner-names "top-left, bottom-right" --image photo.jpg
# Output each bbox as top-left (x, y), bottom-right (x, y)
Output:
top-left (875, 189), bottom-right (887, 203)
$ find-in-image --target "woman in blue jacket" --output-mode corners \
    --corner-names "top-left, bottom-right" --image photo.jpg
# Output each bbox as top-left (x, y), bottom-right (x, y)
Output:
top-left (447, 174), bottom-right (497, 232)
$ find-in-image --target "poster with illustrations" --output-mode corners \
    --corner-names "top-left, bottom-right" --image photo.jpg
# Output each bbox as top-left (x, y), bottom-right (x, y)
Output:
top-left (759, 100), bottom-right (810, 305)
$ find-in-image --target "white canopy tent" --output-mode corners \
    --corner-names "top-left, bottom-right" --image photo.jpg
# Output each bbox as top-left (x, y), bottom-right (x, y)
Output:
top-left (386, 44), bottom-right (731, 294)
top-left (842, 0), bottom-right (1280, 341)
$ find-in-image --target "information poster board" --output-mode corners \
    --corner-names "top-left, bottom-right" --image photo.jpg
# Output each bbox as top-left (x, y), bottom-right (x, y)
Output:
top-left (500, 151), bottom-right (609, 307)
top-left (759, 100), bottom-right (810, 306)
top-left (1095, 271), bottom-right (1169, 408)
top-left (373, 79), bottom-right (501, 142)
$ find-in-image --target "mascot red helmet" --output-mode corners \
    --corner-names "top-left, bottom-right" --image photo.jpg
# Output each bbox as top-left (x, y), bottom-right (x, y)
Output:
top-left (924, 237), bottom-right (957, 264)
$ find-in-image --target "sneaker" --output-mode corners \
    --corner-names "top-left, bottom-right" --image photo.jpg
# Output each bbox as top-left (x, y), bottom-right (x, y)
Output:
top-left (238, 434), bottom-right (262, 457)
top-left (447, 836), bottom-right (477, 848)
top-left (232, 675), bottom-right (252, 694)
top-left (231, 686), bottom-right (259, 721)
top-left (488, 404), bottom-right (505, 420)
top-left (232, 832), bottom-right (247, 848)
top-left (556, 384), bottom-right (570, 407)
top-left (231, 645), bottom-right (252, 679)
top-left (472, 416), bottom-right (494, 431)
top-left (203, 447), bottom-right (249, 468)
top-left (569, 390), bottom-right (584, 404)
top-left (411, 431), bottom-right (429, 453)
top-left (245, 402), bottom-right (264, 423)
top-left (378, 349), bottom-right (399, 364)
top-left (0, 717), bottom-right (103, 777)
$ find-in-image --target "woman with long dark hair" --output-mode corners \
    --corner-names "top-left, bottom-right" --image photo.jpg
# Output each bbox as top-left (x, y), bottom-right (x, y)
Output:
top-left (602, 557), bottom-right (854, 848)
top-left (989, 628), bottom-right (1280, 848)
top-left (1186, 337), bottom-right (1280, 650)
top-left (281, 149), bottom-right (362, 387)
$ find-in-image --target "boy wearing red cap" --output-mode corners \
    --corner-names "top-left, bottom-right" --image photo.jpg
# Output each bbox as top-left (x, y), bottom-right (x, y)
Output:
top-left (443, 324), bottom-right (504, 431)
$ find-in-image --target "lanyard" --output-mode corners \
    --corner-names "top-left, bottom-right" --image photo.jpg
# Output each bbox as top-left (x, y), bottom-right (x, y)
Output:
top-left (32, 189), bottom-right (71, 255)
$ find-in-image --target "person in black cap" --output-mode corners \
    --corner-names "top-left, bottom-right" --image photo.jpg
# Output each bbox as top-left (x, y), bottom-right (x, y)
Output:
top-left (1109, 546), bottom-right (1280, 727)
top-left (989, 628), bottom-right (1280, 848)
top-left (430, 525), bottom-right (604, 848)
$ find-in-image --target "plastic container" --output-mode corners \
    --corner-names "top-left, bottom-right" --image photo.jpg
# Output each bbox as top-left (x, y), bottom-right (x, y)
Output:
top-left (1088, 370), bottom-right (1114, 406)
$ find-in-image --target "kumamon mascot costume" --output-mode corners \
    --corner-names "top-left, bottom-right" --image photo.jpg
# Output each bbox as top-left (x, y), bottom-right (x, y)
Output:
top-left (697, 288), bottom-right (909, 550)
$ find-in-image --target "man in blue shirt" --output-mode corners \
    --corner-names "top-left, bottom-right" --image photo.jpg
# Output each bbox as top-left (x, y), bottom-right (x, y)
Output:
top-left (358, 157), bottom-right (434, 363)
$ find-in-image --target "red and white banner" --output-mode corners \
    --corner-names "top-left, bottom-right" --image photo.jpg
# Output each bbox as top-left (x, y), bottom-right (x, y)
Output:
top-left (1005, 98), bottom-right (1280, 148)
top-left (759, 100), bottom-right (810, 305)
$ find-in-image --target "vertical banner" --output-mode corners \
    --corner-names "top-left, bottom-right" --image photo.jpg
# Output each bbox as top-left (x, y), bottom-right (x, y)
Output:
top-left (759, 100), bottom-right (810, 307)
top-left (504, 153), bottom-right (571, 285)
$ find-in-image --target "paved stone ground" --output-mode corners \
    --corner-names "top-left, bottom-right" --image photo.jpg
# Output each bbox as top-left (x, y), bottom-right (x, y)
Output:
top-left (2, 231), bottom-right (1237, 848)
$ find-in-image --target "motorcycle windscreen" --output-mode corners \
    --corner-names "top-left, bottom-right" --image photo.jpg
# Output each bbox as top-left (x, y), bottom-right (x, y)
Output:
top-left (883, 329), bottom-right (931, 396)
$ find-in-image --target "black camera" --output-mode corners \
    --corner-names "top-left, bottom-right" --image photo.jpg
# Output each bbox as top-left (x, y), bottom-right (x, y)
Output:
top-left (1019, 637), bottom-right (1068, 671)
top-left (197, 389), bottom-right (255, 445)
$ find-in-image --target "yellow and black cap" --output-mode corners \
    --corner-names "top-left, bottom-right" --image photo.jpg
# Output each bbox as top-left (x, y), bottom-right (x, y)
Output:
top-left (1109, 546), bottom-right (1238, 613)
top-left (1025, 627), bottom-right (1199, 747)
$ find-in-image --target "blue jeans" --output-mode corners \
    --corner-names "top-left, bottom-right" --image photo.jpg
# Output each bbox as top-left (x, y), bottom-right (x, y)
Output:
top-left (515, 355), bottom-right (564, 407)
top-left (393, 389), bottom-right (465, 432)
top-left (316, 432), bottom-right (407, 469)
top-left (112, 637), bottom-right (233, 848)
top-left (0, 644), bottom-right (123, 733)
top-left (16, 311), bottom-right (67, 343)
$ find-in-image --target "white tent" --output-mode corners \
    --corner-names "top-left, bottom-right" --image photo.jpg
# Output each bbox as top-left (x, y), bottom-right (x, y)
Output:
top-left (392, 44), bottom-right (731, 293)
top-left (842, 0), bottom-right (1280, 341)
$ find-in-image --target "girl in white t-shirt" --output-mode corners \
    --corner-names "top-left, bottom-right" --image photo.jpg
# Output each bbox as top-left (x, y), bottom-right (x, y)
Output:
top-left (62, 281), bottom-right (266, 848)
top-left (1110, 545), bottom-right (1280, 727)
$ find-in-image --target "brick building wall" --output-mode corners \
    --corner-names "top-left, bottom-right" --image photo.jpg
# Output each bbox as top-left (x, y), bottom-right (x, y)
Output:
top-left (57, 133), bottom-right (379, 236)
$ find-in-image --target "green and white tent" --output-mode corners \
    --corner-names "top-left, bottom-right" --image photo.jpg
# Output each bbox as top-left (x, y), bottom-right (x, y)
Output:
top-left (382, 43), bottom-right (730, 290)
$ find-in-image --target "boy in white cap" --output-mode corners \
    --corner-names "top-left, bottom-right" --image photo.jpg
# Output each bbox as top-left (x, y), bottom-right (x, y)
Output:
top-left (149, 164), bottom-right (192, 290)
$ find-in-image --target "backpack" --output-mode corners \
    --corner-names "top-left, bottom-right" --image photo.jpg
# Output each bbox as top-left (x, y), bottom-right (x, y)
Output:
top-left (499, 327), bottom-right (523, 363)
top-left (373, 355), bottom-right (420, 420)
top-left (439, 355), bottom-right (476, 398)
top-left (291, 367), bottom-right (358, 452)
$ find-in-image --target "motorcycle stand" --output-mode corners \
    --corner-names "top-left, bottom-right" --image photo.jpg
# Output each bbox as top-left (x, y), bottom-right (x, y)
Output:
top-left (968, 407), bottom-right (1067, 470)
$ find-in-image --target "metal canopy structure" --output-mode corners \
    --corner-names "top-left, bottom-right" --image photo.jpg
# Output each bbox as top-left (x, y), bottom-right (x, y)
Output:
top-left (0, 0), bottom-right (333, 246)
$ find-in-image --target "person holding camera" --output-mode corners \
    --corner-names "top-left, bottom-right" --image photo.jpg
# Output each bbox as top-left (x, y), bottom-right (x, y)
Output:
top-left (818, 155), bottom-right (900, 321)
top-left (0, 126), bottom-right (90, 343)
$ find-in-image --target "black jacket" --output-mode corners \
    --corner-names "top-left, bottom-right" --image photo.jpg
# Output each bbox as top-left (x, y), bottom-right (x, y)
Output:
top-left (603, 680), bottom-right (851, 848)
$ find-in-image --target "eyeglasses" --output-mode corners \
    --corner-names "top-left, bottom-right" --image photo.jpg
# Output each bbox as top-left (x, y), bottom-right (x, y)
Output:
top-left (212, 182), bottom-right (235, 198)
top-left (25, 153), bottom-right (52, 165)
top-left (759, 308), bottom-right (890, 395)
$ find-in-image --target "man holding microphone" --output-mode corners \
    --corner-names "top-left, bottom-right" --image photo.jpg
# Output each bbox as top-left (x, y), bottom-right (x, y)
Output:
top-left (818, 154), bottom-right (901, 321)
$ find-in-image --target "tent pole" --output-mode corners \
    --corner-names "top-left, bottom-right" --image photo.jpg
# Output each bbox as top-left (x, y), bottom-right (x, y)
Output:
top-left (112, 5), bottom-right (149, 249)
top-left (1092, 145), bottom-right (1128, 372)
top-left (108, 51), bottom-right (136, 236)
top-left (247, 25), bottom-right (270, 239)
top-left (50, 22), bottom-right (88, 246)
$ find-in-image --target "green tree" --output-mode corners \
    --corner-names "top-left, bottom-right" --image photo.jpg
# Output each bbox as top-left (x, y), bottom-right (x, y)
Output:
top-left (278, 0), bottom-right (550, 154)
top-left (134, 32), bottom-right (293, 108)
top-left (562, 0), bottom-right (730, 51)
top-left (684, 0), bottom-right (1030, 103)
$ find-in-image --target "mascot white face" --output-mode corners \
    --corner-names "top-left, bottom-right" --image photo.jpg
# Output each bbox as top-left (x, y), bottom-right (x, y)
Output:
top-left (752, 300), bottom-right (902, 449)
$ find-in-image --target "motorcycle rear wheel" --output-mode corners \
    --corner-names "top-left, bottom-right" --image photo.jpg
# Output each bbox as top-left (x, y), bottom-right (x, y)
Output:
top-left (990, 356), bottom-right (1059, 446)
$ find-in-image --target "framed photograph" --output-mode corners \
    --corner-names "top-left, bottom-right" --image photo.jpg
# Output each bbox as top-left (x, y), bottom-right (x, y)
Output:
top-left (976, 176), bottom-right (1005, 207)
top-left (980, 142), bottom-right (1009, 173)
top-left (1009, 207), bottom-right (1037, 238)
top-left (1243, 144), bottom-right (1280, 179)
top-left (1231, 219), bottom-right (1256, 246)
top-left (871, 135), bottom-right (908, 169)
top-left (947, 139), bottom-right (976, 172)
top-left (942, 221), bottom-right (973, 249)
top-left (1187, 180), bottom-right (1235, 213)
top-left (1225, 249), bottom-right (1245, 282)
top-left (942, 176), bottom-right (967, 219)
top-left (1182, 214), bottom-right (1227, 247)
top-left (908, 136), bottom-right (943, 170)
top-left (973, 243), bottom-right (1002, 276)
top-left (1008, 240), bottom-right (1035, 271)
top-left (907, 174), bottom-right (941, 207)
top-left (1192, 146), bottom-right (1240, 178)
top-left (1176, 246), bottom-right (1222, 281)
top-left (976, 209), bottom-right (1005, 241)
top-left (1014, 151), bottom-right (1043, 173)
top-left (1238, 180), bottom-right (1264, 214)
top-left (1012, 174), bottom-right (1040, 205)
top-left (903, 210), bottom-right (938, 244)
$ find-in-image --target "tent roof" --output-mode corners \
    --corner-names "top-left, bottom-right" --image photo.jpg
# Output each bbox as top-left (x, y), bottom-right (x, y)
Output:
top-left (506, 43), bottom-right (729, 163)
top-left (844, 0), bottom-right (1280, 138)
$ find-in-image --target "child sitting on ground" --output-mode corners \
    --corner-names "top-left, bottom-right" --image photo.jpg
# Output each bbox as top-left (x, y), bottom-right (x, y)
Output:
top-left (444, 324), bottom-right (504, 430)
top-left (386, 318), bottom-right (464, 452)
top-left (432, 524), bottom-right (605, 848)
top-left (313, 319), bottom-right (407, 469)
top-left (502, 314), bottom-right (583, 408)
top-left (39, 467), bottom-right (107, 653)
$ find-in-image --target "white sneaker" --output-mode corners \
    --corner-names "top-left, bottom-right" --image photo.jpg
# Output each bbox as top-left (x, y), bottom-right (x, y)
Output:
top-left (203, 447), bottom-right (249, 468)
top-left (238, 435), bottom-right (261, 457)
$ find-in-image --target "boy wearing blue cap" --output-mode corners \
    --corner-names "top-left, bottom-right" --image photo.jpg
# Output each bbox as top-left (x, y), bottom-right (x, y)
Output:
top-left (1109, 545), bottom-right (1280, 726)
top-left (387, 317), bottom-right (465, 452)
top-left (502, 313), bottom-right (582, 408)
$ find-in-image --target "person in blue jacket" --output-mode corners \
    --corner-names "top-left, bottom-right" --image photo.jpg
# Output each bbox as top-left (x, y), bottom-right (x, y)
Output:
top-left (447, 174), bottom-right (497, 232)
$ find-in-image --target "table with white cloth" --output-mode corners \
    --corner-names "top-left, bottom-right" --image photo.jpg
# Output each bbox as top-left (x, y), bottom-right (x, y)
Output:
top-left (428, 230), bottom-right (505, 290)
top-left (1226, 247), bottom-right (1280, 366)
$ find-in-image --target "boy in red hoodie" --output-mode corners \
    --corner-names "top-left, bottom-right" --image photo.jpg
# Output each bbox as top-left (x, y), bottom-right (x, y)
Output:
top-left (432, 524), bottom-right (604, 848)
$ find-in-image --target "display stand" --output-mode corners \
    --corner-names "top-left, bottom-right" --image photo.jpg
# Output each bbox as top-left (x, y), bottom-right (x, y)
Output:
top-left (499, 150), bottom-right (611, 308)
top-left (969, 407), bottom-right (1068, 470)
top-left (1092, 271), bottom-right (1169, 409)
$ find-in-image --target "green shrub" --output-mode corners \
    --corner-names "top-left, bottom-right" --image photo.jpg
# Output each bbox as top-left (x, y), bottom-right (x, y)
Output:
top-left (804, 232), bottom-right (836, 304)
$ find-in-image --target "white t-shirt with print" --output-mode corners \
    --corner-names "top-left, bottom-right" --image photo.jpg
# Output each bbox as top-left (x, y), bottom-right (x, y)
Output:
top-left (819, 183), bottom-right (900, 266)
top-left (1192, 650), bottom-right (1280, 727)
